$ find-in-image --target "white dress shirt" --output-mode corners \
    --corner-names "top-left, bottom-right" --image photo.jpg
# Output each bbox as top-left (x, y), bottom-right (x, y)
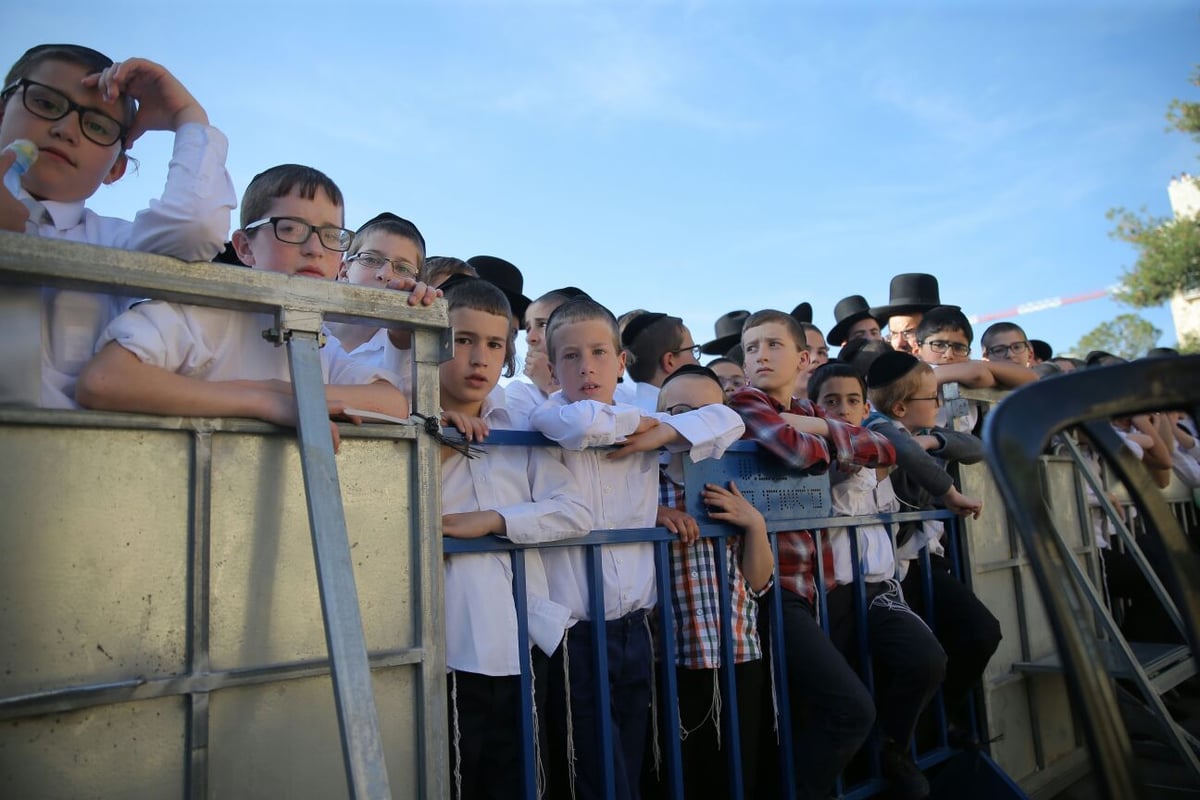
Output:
top-left (1, 123), bottom-right (236, 408)
top-left (343, 328), bottom-right (413, 400)
top-left (530, 393), bottom-right (744, 621)
top-left (442, 395), bottom-right (591, 675)
top-left (99, 302), bottom-right (398, 387)
top-left (828, 466), bottom-right (899, 585)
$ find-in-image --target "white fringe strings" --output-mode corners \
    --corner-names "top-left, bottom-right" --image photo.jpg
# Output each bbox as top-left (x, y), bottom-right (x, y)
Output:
top-left (870, 578), bottom-right (931, 632)
top-left (562, 628), bottom-right (577, 800)
top-left (678, 669), bottom-right (723, 751)
top-left (530, 650), bottom-right (545, 800)
top-left (451, 670), bottom-right (463, 800)
top-left (645, 612), bottom-right (663, 777)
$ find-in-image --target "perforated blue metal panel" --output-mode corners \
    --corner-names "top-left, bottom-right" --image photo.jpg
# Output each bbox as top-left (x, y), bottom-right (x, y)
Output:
top-left (682, 444), bottom-right (831, 524)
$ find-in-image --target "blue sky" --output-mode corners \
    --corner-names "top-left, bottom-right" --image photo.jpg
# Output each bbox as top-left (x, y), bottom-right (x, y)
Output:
top-left (8, 1), bottom-right (1198, 358)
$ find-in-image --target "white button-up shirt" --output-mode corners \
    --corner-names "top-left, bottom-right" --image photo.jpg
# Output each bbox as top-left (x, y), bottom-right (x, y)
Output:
top-left (530, 393), bottom-right (744, 621)
top-left (442, 395), bottom-right (591, 675)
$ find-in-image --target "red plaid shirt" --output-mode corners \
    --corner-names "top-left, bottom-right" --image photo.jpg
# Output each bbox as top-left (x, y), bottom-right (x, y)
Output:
top-left (729, 388), bottom-right (895, 601)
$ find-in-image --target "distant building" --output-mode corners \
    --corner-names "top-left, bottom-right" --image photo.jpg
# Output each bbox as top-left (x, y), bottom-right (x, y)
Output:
top-left (1167, 174), bottom-right (1200, 346)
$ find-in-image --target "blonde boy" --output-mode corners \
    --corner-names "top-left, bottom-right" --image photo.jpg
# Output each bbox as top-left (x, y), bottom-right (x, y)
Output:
top-left (530, 297), bottom-right (743, 800)
top-left (78, 165), bottom-right (406, 429)
top-left (728, 309), bottom-right (894, 800)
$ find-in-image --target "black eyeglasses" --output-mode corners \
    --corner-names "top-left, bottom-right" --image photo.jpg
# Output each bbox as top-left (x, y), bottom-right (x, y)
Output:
top-left (244, 217), bottom-right (353, 252)
top-left (906, 394), bottom-right (943, 407)
top-left (1, 79), bottom-right (127, 147)
top-left (921, 339), bottom-right (970, 357)
top-left (671, 344), bottom-right (702, 360)
top-left (985, 341), bottom-right (1030, 358)
top-left (345, 251), bottom-right (420, 278)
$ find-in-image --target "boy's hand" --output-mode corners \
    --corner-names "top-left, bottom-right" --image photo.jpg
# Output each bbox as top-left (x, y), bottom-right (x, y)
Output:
top-left (702, 482), bottom-right (767, 534)
top-left (441, 410), bottom-right (489, 441)
top-left (256, 390), bottom-right (344, 453)
top-left (609, 417), bottom-right (680, 459)
top-left (942, 486), bottom-right (982, 519)
top-left (83, 58), bottom-right (209, 141)
top-left (442, 510), bottom-right (505, 539)
top-left (657, 505), bottom-right (700, 545)
top-left (0, 150), bottom-right (31, 232)
top-left (523, 350), bottom-right (558, 395)
top-left (384, 275), bottom-right (442, 307)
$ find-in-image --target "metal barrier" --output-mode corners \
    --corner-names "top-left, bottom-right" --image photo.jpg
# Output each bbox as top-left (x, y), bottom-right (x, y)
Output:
top-left (0, 234), bottom-right (451, 799)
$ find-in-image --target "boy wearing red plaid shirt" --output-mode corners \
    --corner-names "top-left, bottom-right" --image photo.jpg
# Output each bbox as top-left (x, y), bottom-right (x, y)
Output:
top-left (729, 309), bottom-right (896, 800)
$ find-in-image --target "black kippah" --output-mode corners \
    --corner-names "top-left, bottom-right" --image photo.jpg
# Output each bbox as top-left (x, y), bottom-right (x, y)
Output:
top-left (551, 286), bottom-right (589, 300)
top-left (436, 273), bottom-right (481, 295)
top-left (620, 312), bottom-right (668, 348)
top-left (660, 363), bottom-right (721, 391)
top-left (866, 350), bottom-right (920, 389)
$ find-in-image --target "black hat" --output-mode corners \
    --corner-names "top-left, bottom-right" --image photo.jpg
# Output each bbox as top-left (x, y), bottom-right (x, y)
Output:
top-left (869, 273), bottom-right (958, 320)
top-left (700, 310), bottom-right (749, 355)
top-left (356, 212), bottom-right (426, 253)
top-left (866, 350), bottom-right (921, 389)
top-left (790, 303), bottom-right (813, 324)
top-left (1145, 346), bottom-right (1179, 359)
top-left (827, 295), bottom-right (880, 347)
top-left (1085, 350), bottom-right (1124, 367)
top-left (1029, 339), bottom-right (1053, 362)
top-left (468, 255), bottom-right (531, 320)
top-left (621, 311), bottom-right (669, 349)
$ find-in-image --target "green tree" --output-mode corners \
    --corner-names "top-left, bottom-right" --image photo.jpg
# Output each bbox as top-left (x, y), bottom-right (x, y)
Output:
top-left (1109, 67), bottom-right (1200, 308)
top-left (1073, 314), bottom-right (1162, 360)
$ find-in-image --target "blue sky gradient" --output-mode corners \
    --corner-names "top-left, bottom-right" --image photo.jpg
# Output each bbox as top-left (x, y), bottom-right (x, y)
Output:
top-left (7, 1), bottom-right (1198, 357)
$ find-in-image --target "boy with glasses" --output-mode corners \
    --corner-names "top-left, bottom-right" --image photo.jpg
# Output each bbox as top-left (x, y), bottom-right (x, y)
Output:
top-left (622, 311), bottom-right (702, 393)
top-left (0, 44), bottom-right (235, 407)
top-left (863, 351), bottom-right (999, 747)
top-left (78, 165), bottom-right (408, 434)
top-left (980, 321), bottom-right (1033, 367)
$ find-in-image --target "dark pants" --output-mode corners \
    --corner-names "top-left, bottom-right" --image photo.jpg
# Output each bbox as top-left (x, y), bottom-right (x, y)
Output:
top-left (827, 581), bottom-right (947, 747)
top-left (758, 587), bottom-right (876, 800)
top-left (546, 610), bottom-right (653, 800)
top-left (901, 554), bottom-right (1002, 724)
top-left (448, 648), bottom-right (549, 800)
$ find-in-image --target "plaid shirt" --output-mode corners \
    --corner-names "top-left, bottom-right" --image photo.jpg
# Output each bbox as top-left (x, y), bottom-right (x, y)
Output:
top-left (729, 388), bottom-right (896, 601)
top-left (661, 473), bottom-right (763, 668)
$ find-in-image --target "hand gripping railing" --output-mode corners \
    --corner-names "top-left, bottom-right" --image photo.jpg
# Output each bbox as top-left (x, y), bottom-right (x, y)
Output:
top-left (0, 232), bottom-right (452, 800)
top-left (982, 355), bottom-right (1200, 799)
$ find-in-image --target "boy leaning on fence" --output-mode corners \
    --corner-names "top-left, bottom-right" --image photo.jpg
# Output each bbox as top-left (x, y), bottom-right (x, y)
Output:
top-left (727, 309), bottom-right (895, 800)
top-left (529, 297), bottom-right (744, 800)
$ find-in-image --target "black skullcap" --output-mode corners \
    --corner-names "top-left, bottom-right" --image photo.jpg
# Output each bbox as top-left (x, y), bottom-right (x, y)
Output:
top-left (620, 312), bottom-right (668, 348)
top-left (550, 286), bottom-right (590, 300)
top-left (866, 350), bottom-right (921, 389)
top-left (1085, 350), bottom-right (1122, 368)
top-left (660, 363), bottom-right (722, 391)
top-left (437, 273), bottom-right (482, 296)
top-left (1029, 339), bottom-right (1053, 362)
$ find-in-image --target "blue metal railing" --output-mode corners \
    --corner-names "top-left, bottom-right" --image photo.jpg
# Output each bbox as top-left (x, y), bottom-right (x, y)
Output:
top-left (441, 431), bottom-right (1011, 800)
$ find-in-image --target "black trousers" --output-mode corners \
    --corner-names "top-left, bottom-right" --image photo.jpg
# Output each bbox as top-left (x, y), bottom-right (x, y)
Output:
top-left (901, 554), bottom-right (1002, 723)
top-left (826, 581), bottom-right (947, 747)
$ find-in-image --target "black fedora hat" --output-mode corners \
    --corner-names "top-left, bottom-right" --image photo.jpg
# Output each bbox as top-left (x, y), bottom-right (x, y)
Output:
top-left (790, 303), bottom-right (812, 324)
top-left (700, 310), bottom-right (750, 355)
top-left (826, 295), bottom-right (880, 347)
top-left (869, 273), bottom-right (958, 320)
top-left (468, 255), bottom-right (532, 320)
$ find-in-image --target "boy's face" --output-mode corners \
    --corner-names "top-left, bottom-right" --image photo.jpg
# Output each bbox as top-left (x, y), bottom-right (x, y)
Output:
top-left (524, 299), bottom-right (559, 355)
top-left (805, 328), bottom-right (829, 368)
top-left (338, 231), bottom-right (422, 288)
top-left (887, 313), bottom-right (922, 354)
top-left (983, 329), bottom-right (1031, 366)
top-left (0, 59), bottom-right (127, 203)
top-left (816, 376), bottom-right (869, 426)
top-left (549, 318), bottom-right (625, 404)
top-left (709, 360), bottom-right (747, 399)
top-left (847, 317), bottom-right (882, 341)
top-left (918, 328), bottom-right (971, 365)
top-left (896, 372), bottom-right (940, 431)
top-left (233, 187), bottom-right (345, 279)
top-left (440, 306), bottom-right (508, 413)
top-left (659, 374), bottom-right (725, 416)
top-left (743, 321), bottom-right (807, 400)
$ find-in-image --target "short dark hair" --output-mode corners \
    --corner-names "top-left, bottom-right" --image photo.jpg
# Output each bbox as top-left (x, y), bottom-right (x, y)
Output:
top-left (545, 297), bottom-right (621, 363)
top-left (980, 321), bottom-right (1026, 350)
top-left (916, 306), bottom-right (974, 346)
top-left (808, 361), bottom-right (867, 402)
top-left (426, 256), bottom-right (476, 287)
top-left (443, 278), bottom-right (516, 378)
top-left (626, 315), bottom-right (686, 383)
top-left (240, 164), bottom-right (344, 229)
top-left (5, 44), bottom-right (136, 146)
top-left (742, 309), bottom-right (806, 351)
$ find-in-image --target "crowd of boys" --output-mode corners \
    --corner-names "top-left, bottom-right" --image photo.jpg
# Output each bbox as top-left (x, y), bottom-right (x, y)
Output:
top-left (5, 42), bottom-right (1199, 800)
